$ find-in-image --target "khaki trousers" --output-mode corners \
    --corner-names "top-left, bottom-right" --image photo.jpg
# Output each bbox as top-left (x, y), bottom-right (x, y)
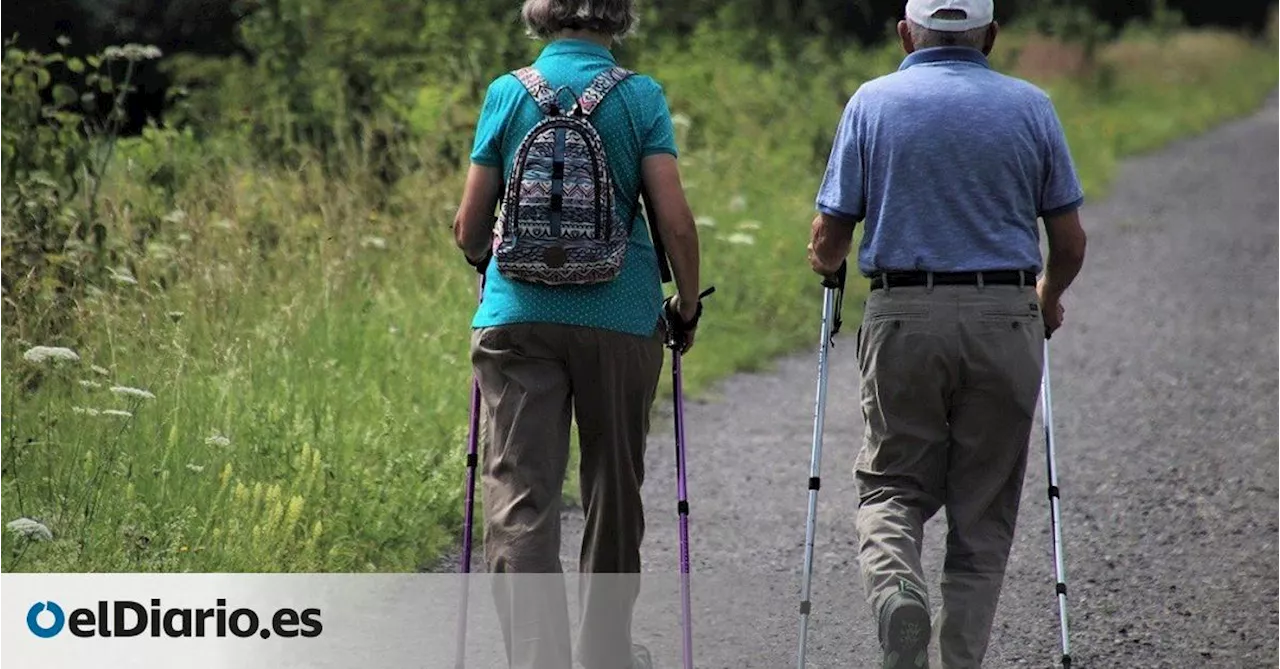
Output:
top-left (854, 282), bottom-right (1045, 668)
top-left (470, 321), bottom-right (664, 669)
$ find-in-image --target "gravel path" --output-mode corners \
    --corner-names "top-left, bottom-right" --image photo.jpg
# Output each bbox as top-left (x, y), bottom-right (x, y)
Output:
top-left (451, 94), bottom-right (1279, 669)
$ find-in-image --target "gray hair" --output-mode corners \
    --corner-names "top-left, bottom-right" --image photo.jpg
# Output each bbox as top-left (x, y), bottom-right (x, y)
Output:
top-left (907, 17), bottom-right (990, 50)
top-left (521, 0), bottom-right (638, 40)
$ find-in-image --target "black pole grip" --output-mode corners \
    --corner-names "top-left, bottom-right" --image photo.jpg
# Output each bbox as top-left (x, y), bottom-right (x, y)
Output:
top-left (820, 260), bottom-right (847, 290)
top-left (821, 262), bottom-right (847, 339)
top-left (663, 286), bottom-right (716, 351)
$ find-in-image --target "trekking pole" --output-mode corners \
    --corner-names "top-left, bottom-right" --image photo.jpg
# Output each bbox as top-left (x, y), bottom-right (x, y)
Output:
top-left (664, 285), bottom-right (715, 669)
top-left (796, 261), bottom-right (846, 669)
top-left (1041, 338), bottom-right (1071, 669)
top-left (455, 271), bottom-right (485, 669)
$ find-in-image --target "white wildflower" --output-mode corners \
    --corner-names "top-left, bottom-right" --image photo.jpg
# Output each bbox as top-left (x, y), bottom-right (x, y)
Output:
top-left (109, 267), bottom-right (138, 285)
top-left (91, 365), bottom-right (110, 376)
top-left (72, 407), bottom-right (102, 416)
top-left (213, 219), bottom-right (235, 231)
top-left (388, 325), bottom-right (401, 335)
top-left (162, 209), bottom-right (187, 224)
top-left (360, 236), bottom-right (389, 251)
top-left (185, 463), bottom-right (205, 473)
top-left (79, 380), bottom-right (102, 389)
top-left (104, 44), bottom-right (162, 62)
top-left (671, 112), bottom-right (692, 129)
top-left (167, 311), bottom-right (185, 322)
top-left (110, 386), bottom-right (155, 401)
top-left (23, 346), bottom-right (80, 364)
top-left (722, 233), bottom-right (756, 246)
top-left (205, 434), bottom-right (231, 448)
top-left (102, 409), bottom-right (133, 418)
top-left (736, 220), bottom-right (762, 231)
top-left (7, 518), bottom-right (52, 542)
top-left (729, 194), bottom-right (747, 212)
top-left (695, 216), bottom-right (717, 228)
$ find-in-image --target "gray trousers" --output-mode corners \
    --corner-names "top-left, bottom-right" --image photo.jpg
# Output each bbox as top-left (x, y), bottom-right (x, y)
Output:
top-left (854, 282), bottom-right (1045, 668)
top-left (471, 321), bottom-right (664, 669)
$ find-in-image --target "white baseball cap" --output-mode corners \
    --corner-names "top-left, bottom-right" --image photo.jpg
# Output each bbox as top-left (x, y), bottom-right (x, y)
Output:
top-left (905, 0), bottom-right (994, 32)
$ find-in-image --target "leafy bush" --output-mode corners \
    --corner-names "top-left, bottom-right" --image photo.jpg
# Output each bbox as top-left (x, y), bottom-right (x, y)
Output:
top-left (2, 37), bottom-right (161, 340)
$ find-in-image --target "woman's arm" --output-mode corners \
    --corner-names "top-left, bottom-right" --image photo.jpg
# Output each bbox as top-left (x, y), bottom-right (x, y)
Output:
top-left (453, 164), bottom-right (503, 264)
top-left (641, 154), bottom-right (701, 320)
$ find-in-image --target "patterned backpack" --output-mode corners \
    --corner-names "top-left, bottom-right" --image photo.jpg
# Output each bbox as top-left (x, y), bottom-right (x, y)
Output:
top-left (492, 66), bottom-right (642, 286)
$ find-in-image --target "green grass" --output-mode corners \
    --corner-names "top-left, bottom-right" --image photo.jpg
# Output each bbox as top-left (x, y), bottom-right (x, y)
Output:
top-left (3, 25), bottom-right (1276, 572)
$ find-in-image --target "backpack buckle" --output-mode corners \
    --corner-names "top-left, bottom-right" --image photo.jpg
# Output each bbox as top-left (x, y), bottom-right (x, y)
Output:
top-left (543, 245), bottom-right (567, 268)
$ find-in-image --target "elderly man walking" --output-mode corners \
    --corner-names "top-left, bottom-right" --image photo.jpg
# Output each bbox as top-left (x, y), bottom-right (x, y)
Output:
top-left (806, 1), bottom-right (1088, 667)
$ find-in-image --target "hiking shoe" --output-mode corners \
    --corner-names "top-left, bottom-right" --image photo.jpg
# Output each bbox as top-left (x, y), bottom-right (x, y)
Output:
top-left (630, 644), bottom-right (654, 669)
top-left (879, 586), bottom-right (930, 669)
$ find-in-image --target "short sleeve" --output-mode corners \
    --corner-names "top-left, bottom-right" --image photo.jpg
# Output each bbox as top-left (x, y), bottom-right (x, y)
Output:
top-left (642, 81), bottom-right (679, 158)
top-left (1037, 99), bottom-right (1085, 217)
top-left (814, 95), bottom-right (865, 222)
top-left (470, 78), bottom-right (509, 168)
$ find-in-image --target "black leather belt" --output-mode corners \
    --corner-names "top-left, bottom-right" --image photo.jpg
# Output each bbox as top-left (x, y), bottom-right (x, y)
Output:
top-left (869, 270), bottom-right (1036, 291)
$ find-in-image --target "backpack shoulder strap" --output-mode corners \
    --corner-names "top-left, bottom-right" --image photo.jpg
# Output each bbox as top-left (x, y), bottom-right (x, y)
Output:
top-left (513, 67), bottom-right (559, 115)
top-left (571, 67), bottom-right (634, 118)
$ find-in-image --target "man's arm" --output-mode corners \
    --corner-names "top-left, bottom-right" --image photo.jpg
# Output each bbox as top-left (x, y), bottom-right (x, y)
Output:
top-left (1037, 207), bottom-right (1087, 336)
top-left (810, 94), bottom-right (864, 277)
top-left (1041, 208), bottom-right (1086, 297)
top-left (808, 212), bottom-right (857, 276)
top-left (453, 164), bottom-right (503, 264)
top-left (1034, 96), bottom-right (1088, 335)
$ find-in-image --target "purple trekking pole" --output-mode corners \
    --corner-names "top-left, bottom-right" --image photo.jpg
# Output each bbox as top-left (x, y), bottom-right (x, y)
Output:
top-left (455, 272), bottom-right (484, 669)
top-left (663, 285), bottom-right (714, 669)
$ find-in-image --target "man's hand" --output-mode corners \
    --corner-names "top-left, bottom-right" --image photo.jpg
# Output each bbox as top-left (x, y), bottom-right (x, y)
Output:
top-left (808, 243), bottom-right (844, 277)
top-left (1037, 279), bottom-right (1065, 338)
top-left (808, 212), bottom-right (856, 277)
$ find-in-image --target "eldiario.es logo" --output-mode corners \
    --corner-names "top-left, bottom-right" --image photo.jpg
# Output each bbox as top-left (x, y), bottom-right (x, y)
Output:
top-left (27, 599), bottom-right (322, 639)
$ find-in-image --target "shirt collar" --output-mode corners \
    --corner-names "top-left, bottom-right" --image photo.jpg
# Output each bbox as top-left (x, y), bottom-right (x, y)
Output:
top-left (898, 46), bottom-right (990, 71)
top-left (537, 38), bottom-right (616, 62)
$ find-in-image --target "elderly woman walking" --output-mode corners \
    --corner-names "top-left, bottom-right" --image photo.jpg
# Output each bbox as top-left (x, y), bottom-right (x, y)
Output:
top-left (452, 0), bottom-right (704, 667)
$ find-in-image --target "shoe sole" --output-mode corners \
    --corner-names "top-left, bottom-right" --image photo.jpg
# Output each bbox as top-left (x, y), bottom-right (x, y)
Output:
top-left (631, 644), bottom-right (653, 669)
top-left (883, 602), bottom-right (930, 669)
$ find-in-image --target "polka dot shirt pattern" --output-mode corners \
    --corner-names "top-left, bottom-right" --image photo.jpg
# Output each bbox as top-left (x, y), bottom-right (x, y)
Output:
top-left (469, 39), bottom-right (679, 338)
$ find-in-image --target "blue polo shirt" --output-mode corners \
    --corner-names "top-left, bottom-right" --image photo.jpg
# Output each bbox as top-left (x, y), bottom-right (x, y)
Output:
top-left (815, 46), bottom-right (1085, 276)
top-left (469, 39), bottom-right (678, 337)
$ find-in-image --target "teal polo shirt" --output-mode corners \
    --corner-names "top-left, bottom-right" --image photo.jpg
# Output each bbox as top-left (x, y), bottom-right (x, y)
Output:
top-left (469, 39), bottom-right (679, 338)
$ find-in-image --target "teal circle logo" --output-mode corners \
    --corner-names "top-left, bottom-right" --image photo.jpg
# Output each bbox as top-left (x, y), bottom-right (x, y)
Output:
top-left (27, 601), bottom-right (65, 638)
